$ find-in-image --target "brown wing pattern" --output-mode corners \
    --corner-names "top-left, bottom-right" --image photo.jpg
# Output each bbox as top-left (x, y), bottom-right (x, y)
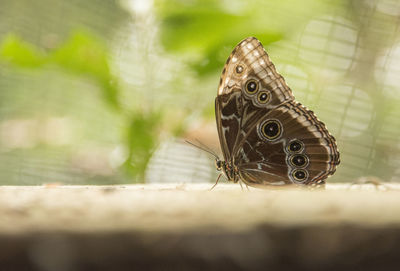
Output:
top-left (215, 90), bottom-right (242, 162)
top-left (215, 37), bottom-right (340, 186)
top-left (237, 101), bottom-right (340, 186)
top-left (217, 37), bottom-right (294, 103)
top-left (216, 37), bottom-right (294, 162)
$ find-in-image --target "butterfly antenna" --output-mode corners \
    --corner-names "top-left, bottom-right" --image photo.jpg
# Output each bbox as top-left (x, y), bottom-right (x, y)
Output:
top-left (185, 140), bottom-right (219, 159)
top-left (195, 139), bottom-right (220, 157)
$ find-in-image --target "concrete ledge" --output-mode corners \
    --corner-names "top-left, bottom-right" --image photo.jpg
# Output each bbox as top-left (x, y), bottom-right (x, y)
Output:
top-left (0, 184), bottom-right (399, 270)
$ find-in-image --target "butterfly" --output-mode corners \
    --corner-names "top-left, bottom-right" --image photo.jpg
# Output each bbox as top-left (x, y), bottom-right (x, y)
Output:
top-left (214, 37), bottom-right (340, 188)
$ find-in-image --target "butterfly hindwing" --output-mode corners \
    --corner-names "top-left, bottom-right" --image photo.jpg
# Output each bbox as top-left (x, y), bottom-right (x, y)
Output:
top-left (236, 101), bottom-right (340, 186)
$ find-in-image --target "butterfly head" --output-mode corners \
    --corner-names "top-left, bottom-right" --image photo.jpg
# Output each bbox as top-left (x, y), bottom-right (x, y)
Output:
top-left (215, 159), bottom-right (224, 171)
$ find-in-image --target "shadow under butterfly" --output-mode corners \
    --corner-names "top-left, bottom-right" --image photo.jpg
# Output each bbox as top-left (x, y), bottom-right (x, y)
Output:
top-left (206, 37), bottom-right (340, 189)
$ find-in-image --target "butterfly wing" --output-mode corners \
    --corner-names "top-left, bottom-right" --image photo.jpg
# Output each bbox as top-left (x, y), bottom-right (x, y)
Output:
top-left (216, 37), bottom-right (294, 162)
top-left (216, 36), bottom-right (339, 186)
top-left (236, 101), bottom-right (340, 186)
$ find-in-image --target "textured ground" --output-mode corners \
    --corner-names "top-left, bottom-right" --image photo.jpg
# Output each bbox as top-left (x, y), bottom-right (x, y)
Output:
top-left (0, 183), bottom-right (399, 271)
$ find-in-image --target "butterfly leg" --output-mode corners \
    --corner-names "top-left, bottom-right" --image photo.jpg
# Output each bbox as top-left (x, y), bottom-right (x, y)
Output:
top-left (238, 179), bottom-right (250, 191)
top-left (239, 181), bottom-right (244, 191)
top-left (210, 173), bottom-right (222, 191)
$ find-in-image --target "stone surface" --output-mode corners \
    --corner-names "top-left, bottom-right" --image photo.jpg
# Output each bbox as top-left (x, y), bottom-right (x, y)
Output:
top-left (0, 183), bottom-right (399, 270)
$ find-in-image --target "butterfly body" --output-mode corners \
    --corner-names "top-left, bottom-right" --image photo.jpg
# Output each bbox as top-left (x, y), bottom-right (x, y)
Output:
top-left (215, 159), bottom-right (238, 183)
top-left (215, 37), bottom-right (340, 188)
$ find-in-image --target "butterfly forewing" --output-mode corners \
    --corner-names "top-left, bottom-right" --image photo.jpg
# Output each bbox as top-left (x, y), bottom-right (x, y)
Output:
top-left (218, 37), bottom-right (294, 103)
top-left (215, 90), bottom-right (242, 162)
top-left (216, 37), bottom-right (295, 162)
top-left (215, 37), bottom-right (340, 187)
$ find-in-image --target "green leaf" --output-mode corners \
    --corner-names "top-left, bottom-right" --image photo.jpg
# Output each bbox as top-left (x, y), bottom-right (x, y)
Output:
top-left (50, 30), bottom-right (119, 108)
top-left (123, 111), bottom-right (161, 180)
top-left (0, 34), bottom-right (45, 67)
top-left (155, 0), bottom-right (330, 75)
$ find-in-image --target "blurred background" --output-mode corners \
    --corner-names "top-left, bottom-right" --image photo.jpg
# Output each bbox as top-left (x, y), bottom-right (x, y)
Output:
top-left (0, 0), bottom-right (399, 185)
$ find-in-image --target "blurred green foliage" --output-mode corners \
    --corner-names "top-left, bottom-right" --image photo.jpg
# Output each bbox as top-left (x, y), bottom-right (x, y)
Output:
top-left (51, 31), bottom-right (119, 109)
top-left (0, 30), bottom-right (160, 182)
top-left (1, 31), bottom-right (119, 109)
top-left (0, 35), bottom-right (45, 67)
top-left (123, 112), bottom-right (160, 178)
top-left (0, 0), bottom-right (399, 185)
top-left (155, 0), bottom-right (329, 76)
